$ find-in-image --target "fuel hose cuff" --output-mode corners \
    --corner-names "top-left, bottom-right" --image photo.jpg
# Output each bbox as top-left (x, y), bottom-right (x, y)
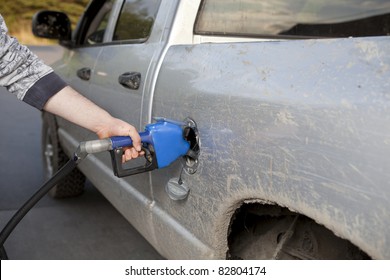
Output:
top-left (79, 138), bottom-right (113, 154)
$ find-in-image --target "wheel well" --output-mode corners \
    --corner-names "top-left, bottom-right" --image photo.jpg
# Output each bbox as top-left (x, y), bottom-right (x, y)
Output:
top-left (227, 203), bottom-right (371, 260)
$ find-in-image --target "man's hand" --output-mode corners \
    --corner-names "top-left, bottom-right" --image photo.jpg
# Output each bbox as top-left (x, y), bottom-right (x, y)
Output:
top-left (96, 117), bottom-right (144, 163)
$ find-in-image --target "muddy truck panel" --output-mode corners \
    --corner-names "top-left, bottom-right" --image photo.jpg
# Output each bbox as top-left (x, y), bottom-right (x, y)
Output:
top-left (151, 37), bottom-right (390, 259)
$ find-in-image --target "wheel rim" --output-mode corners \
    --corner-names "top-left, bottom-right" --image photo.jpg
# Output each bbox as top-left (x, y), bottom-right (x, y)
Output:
top-left (44, 128), bottom-right (54, 178)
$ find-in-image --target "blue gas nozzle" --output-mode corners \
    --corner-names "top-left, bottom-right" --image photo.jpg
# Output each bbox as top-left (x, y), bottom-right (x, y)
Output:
top-left (76, 118), bottom-right (192, 177)
top-left (109, 118), bottom-right (191, 177)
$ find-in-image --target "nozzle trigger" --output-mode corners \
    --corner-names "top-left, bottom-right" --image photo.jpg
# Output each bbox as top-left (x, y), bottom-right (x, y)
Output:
top-left (110, 145), bottom-right (157, 177)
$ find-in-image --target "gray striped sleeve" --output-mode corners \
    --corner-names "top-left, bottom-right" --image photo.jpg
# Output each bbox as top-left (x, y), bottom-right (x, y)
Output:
top-left (1, 14), bottom-right (67, 110)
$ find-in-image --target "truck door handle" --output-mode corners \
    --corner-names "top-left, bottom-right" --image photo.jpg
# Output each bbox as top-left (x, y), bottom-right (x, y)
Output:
top-left (77, 67), bottom-right (91, 81)
top-left (118, 72), bottom-right (141, 90)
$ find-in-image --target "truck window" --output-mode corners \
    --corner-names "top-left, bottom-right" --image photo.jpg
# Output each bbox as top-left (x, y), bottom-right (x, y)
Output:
top-left (195, 0), bottom-right (390, 38)
top-left (113, 0), bottom-right (161, 42)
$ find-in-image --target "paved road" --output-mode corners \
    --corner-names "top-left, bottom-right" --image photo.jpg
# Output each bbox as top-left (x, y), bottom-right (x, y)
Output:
top-left (0, 46), bottom-right (163, 260)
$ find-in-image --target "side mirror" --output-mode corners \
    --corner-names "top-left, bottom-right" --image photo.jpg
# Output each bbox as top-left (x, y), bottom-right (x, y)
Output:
top-left (32, 11), bottom-right (71, 41)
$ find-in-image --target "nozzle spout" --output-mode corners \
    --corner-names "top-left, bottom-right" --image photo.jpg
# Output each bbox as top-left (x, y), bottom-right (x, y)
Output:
top-left (73, 138), bottom-right (113, 163)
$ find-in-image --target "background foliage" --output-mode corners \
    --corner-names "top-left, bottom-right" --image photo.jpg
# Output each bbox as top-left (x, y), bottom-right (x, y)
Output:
top-left (2, 0), bottom-right (90, 44)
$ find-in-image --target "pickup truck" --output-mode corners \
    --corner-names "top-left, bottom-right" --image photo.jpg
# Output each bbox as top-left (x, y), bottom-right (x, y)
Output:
top-left (32, 0), bottom-right (390, 259)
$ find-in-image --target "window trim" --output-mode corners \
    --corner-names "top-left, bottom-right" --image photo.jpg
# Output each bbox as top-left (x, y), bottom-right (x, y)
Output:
top-left (73, 0), bottom-right (110, 46)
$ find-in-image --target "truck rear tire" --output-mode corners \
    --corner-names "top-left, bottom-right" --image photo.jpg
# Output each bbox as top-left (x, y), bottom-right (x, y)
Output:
top-left (41, 112), bottom-right (85, 198)
top-left (228, 204), bottom-right (370, 260)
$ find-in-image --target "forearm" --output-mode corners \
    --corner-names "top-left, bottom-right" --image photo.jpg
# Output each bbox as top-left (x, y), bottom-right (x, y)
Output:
top-left (43, 86), bottom-right (114, 136)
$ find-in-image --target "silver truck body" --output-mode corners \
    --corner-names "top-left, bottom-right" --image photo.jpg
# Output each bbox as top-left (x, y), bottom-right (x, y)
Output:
top-left (46, 0), bottom-right (390, 259)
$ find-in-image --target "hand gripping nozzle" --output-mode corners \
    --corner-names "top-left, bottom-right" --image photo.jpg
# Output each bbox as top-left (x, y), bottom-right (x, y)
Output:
top-left (74, 118), bottom-right (191, 177)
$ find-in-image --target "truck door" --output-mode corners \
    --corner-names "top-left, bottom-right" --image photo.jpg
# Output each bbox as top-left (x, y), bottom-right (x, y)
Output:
top-left (84, 0), bottom-right (162, 197)
top-left (56, 0), bottom-right (116, 142)
top-left (90, 0), bottom-right (161, 129)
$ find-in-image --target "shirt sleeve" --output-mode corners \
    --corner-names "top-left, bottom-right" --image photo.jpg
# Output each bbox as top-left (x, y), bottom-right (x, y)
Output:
top-left (0, 14), bottom-right (67, 110)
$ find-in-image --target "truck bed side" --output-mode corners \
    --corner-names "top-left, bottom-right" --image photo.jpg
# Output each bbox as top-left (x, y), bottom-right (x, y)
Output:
top-left (152, 37), bottom-right (390, 259)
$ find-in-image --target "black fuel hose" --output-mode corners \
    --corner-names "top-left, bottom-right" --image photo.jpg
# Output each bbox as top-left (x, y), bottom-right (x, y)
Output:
top-left (0, 137), bottom-right (116, 259)
top-left (0, 158), bottom-right (77, 260)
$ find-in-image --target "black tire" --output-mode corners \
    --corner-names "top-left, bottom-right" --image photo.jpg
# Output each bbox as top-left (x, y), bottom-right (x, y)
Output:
top-left (41, 112), bottom-right (85, 198)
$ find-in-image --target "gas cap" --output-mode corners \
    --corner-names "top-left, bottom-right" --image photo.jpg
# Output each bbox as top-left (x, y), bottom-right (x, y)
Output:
top-left (166, 178), bottom-right (190, 200)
